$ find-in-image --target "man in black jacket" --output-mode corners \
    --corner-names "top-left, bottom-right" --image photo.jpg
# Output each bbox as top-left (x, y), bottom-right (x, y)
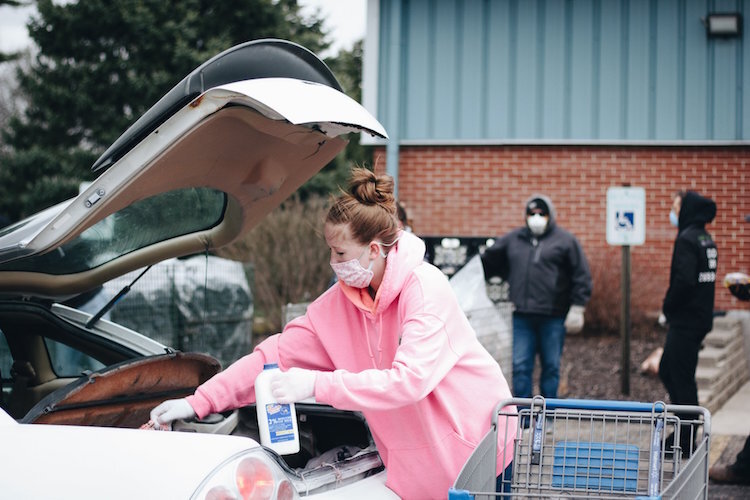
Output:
top-left (659, 190), bottom-right (717, 455)
top-left (481, 195), bottom-right (592, 399)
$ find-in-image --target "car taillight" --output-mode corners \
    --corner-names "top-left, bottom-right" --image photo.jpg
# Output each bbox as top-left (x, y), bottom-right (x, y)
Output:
top-left (236, 457), bottom-right (274, 500)
top-left (205, 486), bottom-right (235, 500)
top-left (275, 480), bottom-right (295, 500)
top-left (193, 450), bottom-right (299, 500)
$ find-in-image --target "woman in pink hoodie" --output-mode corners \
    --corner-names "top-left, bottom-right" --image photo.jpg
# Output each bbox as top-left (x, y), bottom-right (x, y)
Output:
top-left (151, 168), bottom-right (515, 499)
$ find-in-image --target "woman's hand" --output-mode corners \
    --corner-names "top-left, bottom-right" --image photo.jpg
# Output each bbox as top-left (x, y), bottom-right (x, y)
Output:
top-left (149, 398), bottom-right (196, 430)
top-left (271, 368), bottom-right (317, 404)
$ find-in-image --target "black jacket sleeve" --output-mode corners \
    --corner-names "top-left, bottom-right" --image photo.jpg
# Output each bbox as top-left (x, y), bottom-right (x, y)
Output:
top-left (481, 234), bottom-right (510, 281)
top-left (567, 237), bottom-right (592, 306)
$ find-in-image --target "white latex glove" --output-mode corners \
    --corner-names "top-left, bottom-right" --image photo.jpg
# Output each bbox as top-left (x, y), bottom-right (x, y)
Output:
top-left (150, 398), bottom-right (196, 430)
top-left (271, 367), bottom-right (317, 404)
top-left (658, 312), bottom-right (667, 328)
top-left (564, 305), bottom-right (585, 334)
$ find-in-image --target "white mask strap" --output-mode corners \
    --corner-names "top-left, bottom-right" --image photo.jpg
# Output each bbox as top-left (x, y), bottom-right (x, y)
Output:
top-left (376, 233), bottom-right (401, 258)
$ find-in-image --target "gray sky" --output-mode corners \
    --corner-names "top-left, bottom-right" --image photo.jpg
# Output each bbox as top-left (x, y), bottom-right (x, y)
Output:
top-left (0, 0), bottom-right (366, 56)
top-left (0, 2), bottom-right (34, 53)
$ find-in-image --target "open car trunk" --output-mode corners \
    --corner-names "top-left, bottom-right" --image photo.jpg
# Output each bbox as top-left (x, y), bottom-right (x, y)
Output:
top-left (22, 354), bottom-right (384, 494)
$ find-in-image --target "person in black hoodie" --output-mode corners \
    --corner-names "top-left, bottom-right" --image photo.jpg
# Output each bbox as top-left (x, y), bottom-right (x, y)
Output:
top-left (659, 190), bottom-right (717, 455)
top-left (481, 195), bottom-right (592, 399)
top-left (709, 213), bottom-right (750, 485)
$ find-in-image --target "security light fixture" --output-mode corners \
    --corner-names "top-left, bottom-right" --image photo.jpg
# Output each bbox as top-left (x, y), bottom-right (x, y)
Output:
top-left (704, 13), bottom-right (742, 37)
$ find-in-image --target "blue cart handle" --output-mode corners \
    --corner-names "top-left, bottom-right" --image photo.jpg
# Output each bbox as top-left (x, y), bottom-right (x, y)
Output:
top-left (494, 397), bottom-right (666, 415)
top-left (533, 398), bottom-right (667, 412)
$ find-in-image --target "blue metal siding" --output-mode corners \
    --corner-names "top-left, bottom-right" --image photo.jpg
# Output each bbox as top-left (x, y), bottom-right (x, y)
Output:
top-left (570, 0), bottom-right (595, 139)
top-left (712, 8), bottom-right (740, 139)
top-left (623, 0), bottom-right (650, 140)
top-left (684, 0), bottom-right (708, 139)
top-left (514, 0), bottom-right (537, 137)
top-left (376, 0), bottom-right (750, 142)
top-left (541, 0), bottom-right (567, 138)
top-left (433, 1), bottom-right (460, 137)
top-left (598, 2), bottom-right (623, 138)
top-left (655, 0), bottom-right (680, 139)
top-left (459, 1), bottom-right (486, 137)
top-left (486, 0), bottom-right (512, 137)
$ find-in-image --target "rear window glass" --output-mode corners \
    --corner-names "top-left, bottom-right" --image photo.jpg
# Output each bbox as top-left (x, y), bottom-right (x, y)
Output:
top-left (45, 339), bottom-right (105, 377)
top-left (0, 188), bottom-right (226, 274)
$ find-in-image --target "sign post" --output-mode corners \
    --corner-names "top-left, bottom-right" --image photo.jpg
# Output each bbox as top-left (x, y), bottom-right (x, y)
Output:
top-left (606, 186), bottom-right (646, 395)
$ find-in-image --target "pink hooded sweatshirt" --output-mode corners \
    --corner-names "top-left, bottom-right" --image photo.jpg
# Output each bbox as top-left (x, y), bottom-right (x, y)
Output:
top-left (187, 231), bottom-right (515, 499)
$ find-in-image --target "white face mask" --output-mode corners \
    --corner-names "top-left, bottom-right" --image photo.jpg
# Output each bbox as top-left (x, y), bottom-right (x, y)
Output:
top-left (330, 245), bottom-right (385, 288)
top-left (526, 214), bottom-right (548, 236)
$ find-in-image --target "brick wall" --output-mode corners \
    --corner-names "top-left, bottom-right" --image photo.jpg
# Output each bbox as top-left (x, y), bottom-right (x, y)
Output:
top-left (374, 145), bottom-right (749, 312)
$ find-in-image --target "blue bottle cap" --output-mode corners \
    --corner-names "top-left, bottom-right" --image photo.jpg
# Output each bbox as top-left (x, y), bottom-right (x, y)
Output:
top-left (263, 363), bottom-right (279, 369)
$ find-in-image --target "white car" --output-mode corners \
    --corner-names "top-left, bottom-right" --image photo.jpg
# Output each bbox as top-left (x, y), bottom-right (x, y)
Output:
top-left (0, 39), bottom-right (399, 500)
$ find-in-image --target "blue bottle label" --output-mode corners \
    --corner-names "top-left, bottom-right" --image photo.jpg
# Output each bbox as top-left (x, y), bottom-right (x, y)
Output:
top-left (265, 403), bottom-right (295, 443)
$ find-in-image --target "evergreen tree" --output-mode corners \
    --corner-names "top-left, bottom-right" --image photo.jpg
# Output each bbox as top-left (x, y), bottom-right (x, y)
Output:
top-left (0, 0), bottom-right (332, 220)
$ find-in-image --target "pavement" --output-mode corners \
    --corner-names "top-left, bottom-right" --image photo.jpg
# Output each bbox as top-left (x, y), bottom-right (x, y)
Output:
top-left (707, 380), bottom-right (750, 498)
top-left (711, 380), bottom-right (750, 438)
top-left (704, 311), bottom-right (750, 479)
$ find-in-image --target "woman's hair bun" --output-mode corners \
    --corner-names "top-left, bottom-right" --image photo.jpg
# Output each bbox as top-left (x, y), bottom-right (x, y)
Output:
top-left (326, 167), bottom-right (401, 245)
top-left (348, 167), bottom-right (396, 213)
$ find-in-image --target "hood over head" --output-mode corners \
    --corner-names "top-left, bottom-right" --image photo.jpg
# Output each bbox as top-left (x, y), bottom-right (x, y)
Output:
top-left (678, 191), bottom-right (716, 231)
top-left (524, 194), bottom-right (556, 221)
top-left (524, 194), bottom-right (556, 235)
top-left (339, 231), bottom-right (425, 315)
top-left (376, 231), bottom-right (426, 313)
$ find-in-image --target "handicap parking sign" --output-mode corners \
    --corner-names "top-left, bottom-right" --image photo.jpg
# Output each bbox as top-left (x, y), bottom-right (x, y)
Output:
top-left (606, 187), bottom-right (646, 245)
top-left (616, 211), bottom-right (635, 230)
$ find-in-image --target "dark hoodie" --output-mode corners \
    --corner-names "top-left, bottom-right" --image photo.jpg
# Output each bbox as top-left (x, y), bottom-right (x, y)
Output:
top-left (481, 195), bottom-right (592, 316)
top-left (663, 191), bottom-right (718, 333)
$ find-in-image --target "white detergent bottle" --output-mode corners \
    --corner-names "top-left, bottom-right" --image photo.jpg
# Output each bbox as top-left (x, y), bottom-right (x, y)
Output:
top-left (255, 363), bottom-right (300, 455)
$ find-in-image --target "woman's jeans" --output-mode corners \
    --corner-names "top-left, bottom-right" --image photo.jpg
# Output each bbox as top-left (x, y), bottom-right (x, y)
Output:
top-left (512, 312), bottom-right (566, 398)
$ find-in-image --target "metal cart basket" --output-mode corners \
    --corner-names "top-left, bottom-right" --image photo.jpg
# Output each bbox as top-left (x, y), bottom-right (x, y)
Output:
top-left (449, 396), bottom-right (710, 499)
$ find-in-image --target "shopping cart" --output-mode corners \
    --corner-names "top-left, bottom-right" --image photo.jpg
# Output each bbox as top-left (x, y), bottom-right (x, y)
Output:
top-left (449, 396), bottom-right (710, 499)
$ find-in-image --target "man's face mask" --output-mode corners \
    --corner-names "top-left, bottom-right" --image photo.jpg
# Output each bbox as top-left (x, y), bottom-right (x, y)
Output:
top-left (526, 214), bottom-right (548, 236)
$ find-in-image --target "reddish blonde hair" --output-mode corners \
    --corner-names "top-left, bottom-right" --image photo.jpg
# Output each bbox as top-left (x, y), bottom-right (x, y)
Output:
top-left (326, 168), bottom-right (400, 247)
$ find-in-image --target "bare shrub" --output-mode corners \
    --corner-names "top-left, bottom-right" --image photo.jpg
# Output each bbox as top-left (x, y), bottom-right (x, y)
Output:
top-left (218, 195), bottom-right (332, 334)
top-left (584, 250), bottom-right (664, 336)
top-left (584, 254), bottom-right (621, 335)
